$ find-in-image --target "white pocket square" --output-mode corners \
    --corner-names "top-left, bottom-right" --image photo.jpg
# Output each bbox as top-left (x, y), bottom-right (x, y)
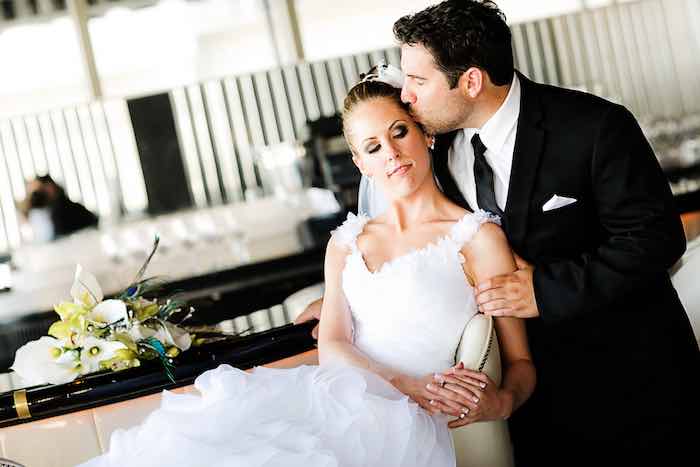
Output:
top-left (542, 194), bottom-right (577, 212)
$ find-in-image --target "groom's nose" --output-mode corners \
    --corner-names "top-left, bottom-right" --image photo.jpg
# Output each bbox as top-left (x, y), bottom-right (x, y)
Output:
top-left (401, 84), bottom-right (416, 105)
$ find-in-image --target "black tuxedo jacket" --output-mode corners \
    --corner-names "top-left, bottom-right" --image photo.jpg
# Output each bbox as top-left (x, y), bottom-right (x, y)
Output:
top-left (433, 72), bottom-right (699, 445)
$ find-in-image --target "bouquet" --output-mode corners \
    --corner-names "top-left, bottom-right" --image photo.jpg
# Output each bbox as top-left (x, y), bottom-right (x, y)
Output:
top-left (10, 237), bottom-right (208, 386)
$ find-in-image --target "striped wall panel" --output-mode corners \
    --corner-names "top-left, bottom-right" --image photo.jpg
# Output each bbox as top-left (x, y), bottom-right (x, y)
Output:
top-left (2, 0), bottom-right (699, 253)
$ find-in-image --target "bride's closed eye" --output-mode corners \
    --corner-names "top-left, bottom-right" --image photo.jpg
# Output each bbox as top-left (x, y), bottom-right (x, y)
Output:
top-left (365, 126), bottom-right (409, 155)
top-left (392, 125), bottom-right (408, 139)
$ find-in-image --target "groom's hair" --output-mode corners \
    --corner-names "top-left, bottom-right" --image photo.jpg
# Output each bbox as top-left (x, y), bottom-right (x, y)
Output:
top-left (393, 0), bottom-right (513, 88)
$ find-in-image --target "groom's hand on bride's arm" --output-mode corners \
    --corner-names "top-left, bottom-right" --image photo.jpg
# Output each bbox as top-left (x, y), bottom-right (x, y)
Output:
top-left (475, 254), bottom-right (539, 318)
top-left (294, 298), bottom-right (323, 339)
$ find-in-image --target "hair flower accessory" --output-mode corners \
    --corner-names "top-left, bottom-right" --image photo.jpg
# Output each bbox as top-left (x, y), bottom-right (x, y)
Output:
top-left (359, 63), bottom-right (405, 89)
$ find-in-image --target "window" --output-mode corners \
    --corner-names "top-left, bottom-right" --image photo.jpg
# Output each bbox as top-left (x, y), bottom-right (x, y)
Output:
top-left (0, 16), bottom-right (88, 118)
top-left (294, 0), bottom-right (436, 61)
top-left (89, 0), bottom-right (278, 99)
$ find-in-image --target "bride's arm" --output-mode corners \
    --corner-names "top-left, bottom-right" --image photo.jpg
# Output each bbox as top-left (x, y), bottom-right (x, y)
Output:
top-left (317, 238), bottom-right (442, 413)
top-left (447, 223), bottom-right (536, 424)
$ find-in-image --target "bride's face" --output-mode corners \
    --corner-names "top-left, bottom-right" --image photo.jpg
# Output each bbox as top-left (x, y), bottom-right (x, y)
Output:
top-left (347, 98), bottom-right (433, 200)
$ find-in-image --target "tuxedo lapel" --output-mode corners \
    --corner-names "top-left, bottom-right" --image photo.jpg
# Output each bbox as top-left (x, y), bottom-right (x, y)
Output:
top-left (432, 131), bottom-right (472, 210)
top-left (504, 72), bottom-right (546, 247)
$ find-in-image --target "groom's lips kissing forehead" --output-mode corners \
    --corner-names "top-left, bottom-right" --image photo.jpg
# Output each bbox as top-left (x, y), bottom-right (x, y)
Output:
top-left (408, 106), bottom-right (427, 126)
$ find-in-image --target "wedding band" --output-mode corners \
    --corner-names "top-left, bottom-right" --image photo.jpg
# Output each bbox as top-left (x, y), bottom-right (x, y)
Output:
top-left (459, 413), bottom-right (466, 419)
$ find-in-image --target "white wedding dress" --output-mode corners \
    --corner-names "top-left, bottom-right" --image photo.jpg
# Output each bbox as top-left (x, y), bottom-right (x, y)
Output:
top-left (80, 210), bottom-right (498, 467)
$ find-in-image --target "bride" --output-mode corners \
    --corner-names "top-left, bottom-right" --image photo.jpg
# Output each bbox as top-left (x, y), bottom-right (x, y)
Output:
top-left (80, 75), bottom-right (535, 467)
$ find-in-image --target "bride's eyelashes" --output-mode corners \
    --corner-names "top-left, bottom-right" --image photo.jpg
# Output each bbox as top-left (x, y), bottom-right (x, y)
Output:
top-left (365, 125), bottom-right (409, 155)
top-left (393, 125), bottom-right (409, 139)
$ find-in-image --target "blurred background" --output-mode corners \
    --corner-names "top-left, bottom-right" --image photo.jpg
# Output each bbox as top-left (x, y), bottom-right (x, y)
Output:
top-left (0, 0), bottom-right (699, 382)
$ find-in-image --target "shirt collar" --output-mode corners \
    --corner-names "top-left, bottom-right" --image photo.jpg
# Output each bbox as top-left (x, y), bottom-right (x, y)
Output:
top-left (476, 73), bottom-right (520, 155)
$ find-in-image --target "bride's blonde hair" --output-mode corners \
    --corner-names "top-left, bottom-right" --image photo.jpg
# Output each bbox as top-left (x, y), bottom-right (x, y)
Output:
top-left (341, 81), bottom-right (409, 155)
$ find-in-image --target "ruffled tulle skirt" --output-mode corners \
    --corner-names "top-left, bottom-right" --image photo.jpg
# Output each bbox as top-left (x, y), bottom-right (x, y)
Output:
top-left (80, 364), bottom-right (455, 467)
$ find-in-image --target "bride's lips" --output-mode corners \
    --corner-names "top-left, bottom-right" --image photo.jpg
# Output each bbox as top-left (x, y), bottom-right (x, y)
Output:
top-left (387, 163), bottom-right (412, 178)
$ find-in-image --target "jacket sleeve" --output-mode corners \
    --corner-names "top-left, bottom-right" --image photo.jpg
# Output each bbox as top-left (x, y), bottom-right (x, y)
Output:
top-left (533, 104), bottom-right (686, 324)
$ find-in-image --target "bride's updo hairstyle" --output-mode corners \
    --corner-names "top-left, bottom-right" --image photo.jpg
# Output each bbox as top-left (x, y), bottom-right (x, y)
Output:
top-left (341, 79), bottom-right (410, 155)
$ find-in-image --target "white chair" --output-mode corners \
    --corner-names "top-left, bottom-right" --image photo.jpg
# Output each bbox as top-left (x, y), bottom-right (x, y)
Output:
top-left (452, 313), bottom-right (514, 467)
top-left (671, 236), bottom-right (700, 344)
top-left (283, 282), bottom-right (325, 322)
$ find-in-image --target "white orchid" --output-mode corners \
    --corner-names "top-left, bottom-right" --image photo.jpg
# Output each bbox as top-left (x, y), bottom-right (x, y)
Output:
top-left (128, 322), bottom-right (156, 341)
top-left (70, 264), bottom-right (104, 309)
top-left (78, 337), bottom-right (127, 374)
top-left (87, 299), bottom-right (129, 327)
top-left (10, 337), bottom-right (80, 386)
top-left (129, 320), bottom-right (191, 351)
top-left (155, 321), bottom-right (192, 351)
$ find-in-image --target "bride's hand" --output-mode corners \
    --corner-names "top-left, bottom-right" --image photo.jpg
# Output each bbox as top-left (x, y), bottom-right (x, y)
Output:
top-left (427, 363), bottom-right (512, 428)
top-left (391, 374), bottom-right (464, 416)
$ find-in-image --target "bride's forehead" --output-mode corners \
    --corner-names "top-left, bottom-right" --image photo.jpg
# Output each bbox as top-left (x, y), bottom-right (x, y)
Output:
top-left (350, 99), bottom-right (410, 130)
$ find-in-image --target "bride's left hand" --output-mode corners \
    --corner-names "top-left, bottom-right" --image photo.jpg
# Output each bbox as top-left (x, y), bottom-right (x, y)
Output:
top-left (426, 363), bottom-right (511, 428)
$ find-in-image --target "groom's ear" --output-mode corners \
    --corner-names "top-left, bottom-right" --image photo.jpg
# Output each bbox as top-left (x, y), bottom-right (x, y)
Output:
top-left (459, 67), bottom-right (484, 99)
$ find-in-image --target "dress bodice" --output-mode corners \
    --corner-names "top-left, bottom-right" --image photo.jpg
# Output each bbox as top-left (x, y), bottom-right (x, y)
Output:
top-left (332, 210), bottom-right (500, 378)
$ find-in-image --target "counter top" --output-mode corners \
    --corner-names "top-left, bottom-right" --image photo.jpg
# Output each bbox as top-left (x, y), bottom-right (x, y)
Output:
top-left (0, 189), bottom-right (341, 321)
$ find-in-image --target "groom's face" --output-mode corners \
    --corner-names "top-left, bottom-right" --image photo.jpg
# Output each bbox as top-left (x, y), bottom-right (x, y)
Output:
top-left (400, 44), bottom-right (471, 135)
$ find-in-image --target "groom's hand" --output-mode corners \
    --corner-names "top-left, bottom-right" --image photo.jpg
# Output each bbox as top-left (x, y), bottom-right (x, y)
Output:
top-left (294, 298), bottom-right (322, 339)
top-left (475, 254), bottom-right (540, 318)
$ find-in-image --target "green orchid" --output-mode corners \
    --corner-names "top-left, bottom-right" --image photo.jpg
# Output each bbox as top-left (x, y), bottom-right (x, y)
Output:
top-left (99, 349), bottom-right (141, 372)
top-left (54, 301), bottom-right (88, 321)
top-left (48, 312), bottom-right (87, 347)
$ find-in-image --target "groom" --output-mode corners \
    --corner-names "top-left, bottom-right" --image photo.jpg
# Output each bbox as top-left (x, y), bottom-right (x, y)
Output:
top-left (298, 0), bottom-right (700, 464)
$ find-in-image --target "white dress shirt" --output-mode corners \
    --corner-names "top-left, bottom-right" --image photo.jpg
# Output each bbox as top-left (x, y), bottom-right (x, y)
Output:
top-left (359, 74), bottom-right (521, 217)
top-left (448, 73), bottom-right (520, 212)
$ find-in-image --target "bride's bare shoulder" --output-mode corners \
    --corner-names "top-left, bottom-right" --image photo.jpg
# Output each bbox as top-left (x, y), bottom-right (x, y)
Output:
top-left (464, 218), bottom-right (509, 257)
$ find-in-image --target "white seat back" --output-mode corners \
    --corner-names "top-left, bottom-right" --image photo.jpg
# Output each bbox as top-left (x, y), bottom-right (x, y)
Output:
top-left (451, 313), bottom-right (514, 467)
top-left (672, 237), bottom-right (700, 344)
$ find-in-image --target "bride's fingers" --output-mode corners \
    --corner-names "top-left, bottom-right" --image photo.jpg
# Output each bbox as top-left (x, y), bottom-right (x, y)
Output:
top-left (436, 373), bottom-right (486, 391)
top-left (422, 387), bottom-right (465, 416)
top-left (423, 396), bottom-right (461, 417)
top-left (437, 380), bottom-right (482, 406)
top-left (426, 383), bottom-right (475, 412)
top-left (419, 398), bottom-right (441, 415)
top-left (427, 398), bottom-right (456, 416)
top-left (449, 367), bottom-right (491, 385)
top-left (433, 374), bottom-right (483, 403)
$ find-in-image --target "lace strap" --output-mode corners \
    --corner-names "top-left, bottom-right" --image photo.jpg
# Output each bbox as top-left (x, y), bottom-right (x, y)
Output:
top-left (331, 212), bottom-right (371, 250)
top-left (449, 209), bottom-right (501, 248)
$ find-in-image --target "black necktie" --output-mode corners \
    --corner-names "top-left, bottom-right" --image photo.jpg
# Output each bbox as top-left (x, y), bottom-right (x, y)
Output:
top-left (471, 133), bottom-right (503, 217)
